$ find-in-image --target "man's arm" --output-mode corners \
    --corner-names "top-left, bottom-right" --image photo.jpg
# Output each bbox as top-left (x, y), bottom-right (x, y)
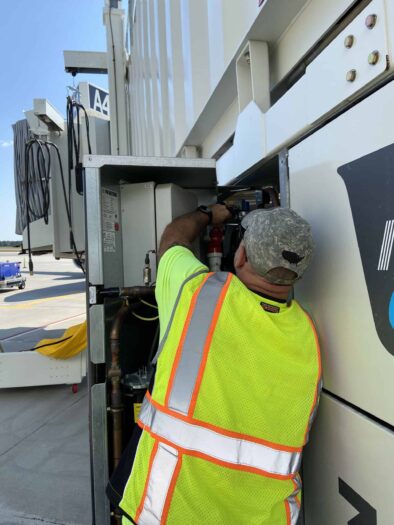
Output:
top-left (158, 204), bottom-right (232, 258)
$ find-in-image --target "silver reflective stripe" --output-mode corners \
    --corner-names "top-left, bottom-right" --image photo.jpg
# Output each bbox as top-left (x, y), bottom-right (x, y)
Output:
top-left (139, 397), bottom-right (301, 477)
top-left (152, 269), bottom-right (208, 364)
top-left (286, 475), bottom-right (301, 524)
top-left (304, 377), bottom-right (323, 443)
top-left (138, 442), bottom-right (179, 525)
top-left (168, 272), bottom-right (229, 415)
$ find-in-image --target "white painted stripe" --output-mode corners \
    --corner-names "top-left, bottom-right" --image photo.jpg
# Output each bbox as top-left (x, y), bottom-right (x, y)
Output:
top-left (138, 443), bottom-right (179, 525)
top-left (139, 397), bottom-right (301, 477)
top-left (382, 221), bottom-right (394, 271)
top-left (378, 220), bottom-right (394, 271)
top-left (380, 220), bottom-right (393, 270)
top-left (377, 220), bottom-right (391, 271)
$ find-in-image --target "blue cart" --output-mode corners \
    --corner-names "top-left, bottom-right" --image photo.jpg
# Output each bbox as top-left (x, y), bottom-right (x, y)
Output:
top-left (0, 262), bottom-right (26, 290)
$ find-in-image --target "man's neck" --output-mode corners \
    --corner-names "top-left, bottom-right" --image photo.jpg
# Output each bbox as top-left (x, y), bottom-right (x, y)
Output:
top-left (245, 275), bottom-right (292, 302)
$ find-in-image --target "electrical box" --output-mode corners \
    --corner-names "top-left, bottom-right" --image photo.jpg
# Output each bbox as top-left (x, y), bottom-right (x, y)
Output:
top-left (120, 183), bottom-right (198, 287)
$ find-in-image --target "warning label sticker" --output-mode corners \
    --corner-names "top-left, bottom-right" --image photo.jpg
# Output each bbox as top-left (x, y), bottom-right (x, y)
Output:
top-left (103, 231), bottom-right (116, 253)
top-left (102, 188), bottom-right (118, 253)
top-left (133, 403), bottom-right (142, 422)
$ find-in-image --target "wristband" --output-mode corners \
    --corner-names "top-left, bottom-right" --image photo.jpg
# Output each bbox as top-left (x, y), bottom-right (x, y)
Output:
top-left (196, 205), bottom-right (213, 224)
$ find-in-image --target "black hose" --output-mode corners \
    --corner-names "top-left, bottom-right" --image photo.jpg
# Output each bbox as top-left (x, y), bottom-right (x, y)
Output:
top-left (46, 140), bottom-right (86, 274)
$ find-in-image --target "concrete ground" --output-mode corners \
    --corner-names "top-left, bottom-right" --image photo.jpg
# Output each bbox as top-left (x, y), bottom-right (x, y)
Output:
top-left (0, 253), bottom-right (91, 525)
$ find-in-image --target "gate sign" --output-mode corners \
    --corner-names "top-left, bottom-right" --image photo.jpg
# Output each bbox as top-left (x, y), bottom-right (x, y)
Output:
top-left (88, 84), bottom-right (110, 117)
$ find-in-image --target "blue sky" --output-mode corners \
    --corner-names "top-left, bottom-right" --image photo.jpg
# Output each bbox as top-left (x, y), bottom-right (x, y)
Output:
top-left (0, 1), bottom-right (110, 240)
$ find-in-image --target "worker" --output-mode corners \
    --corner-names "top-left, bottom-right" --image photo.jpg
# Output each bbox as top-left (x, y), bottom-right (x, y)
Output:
top-left (108, 204), bottom-right (321, 524)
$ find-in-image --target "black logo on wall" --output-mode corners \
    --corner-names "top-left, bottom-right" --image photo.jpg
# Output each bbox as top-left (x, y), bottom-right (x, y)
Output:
top-left (339, 478), bottom-right (377, 525)
top-left (338, 144), bottom-right (394, 356)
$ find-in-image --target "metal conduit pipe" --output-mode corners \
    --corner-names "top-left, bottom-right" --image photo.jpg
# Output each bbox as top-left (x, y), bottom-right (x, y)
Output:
top-left (108, 286), bottom-right (156, 471)
top-left (119, 286), bottom-right (155, 299)
top-left (109, 302), bottom-right (131, 471)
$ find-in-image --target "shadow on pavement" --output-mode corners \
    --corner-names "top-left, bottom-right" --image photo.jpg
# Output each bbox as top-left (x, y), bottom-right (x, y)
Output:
top-left (0, 327), bottom-right (42, 340)
top-left (1, 328), bottom-right (70, 352)
top-left (20, 271), bottom-right (84, 279)
top-left (4, 282), bottom-right (85, 303)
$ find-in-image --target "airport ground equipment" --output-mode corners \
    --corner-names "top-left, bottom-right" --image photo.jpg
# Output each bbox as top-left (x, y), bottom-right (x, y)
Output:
top-left (0, 262), bottom-right (26, 290)
top-left (12, 84), bottom-right (110, 262)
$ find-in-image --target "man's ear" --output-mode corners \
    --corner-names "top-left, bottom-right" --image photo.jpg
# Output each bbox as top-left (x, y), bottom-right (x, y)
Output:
top-left (234, 242), bottom-right (247, 269)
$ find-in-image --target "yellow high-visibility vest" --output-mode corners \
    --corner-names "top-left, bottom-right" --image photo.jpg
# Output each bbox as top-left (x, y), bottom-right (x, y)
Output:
top-left (120, 271), bottom-right (321, 524)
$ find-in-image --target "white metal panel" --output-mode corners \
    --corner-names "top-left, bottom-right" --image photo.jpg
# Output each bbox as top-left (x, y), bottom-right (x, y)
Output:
top-left (0, 352), bottom-right (86, 388)
top-left (266, 0), bottom-right (391, 156)
top-left (201, 98), bottom-right (238, 159)
top-left (22, 215), bottom-right (54, 252)
top-left (304, 393), bottom-right (394, 524)
top-left (270, 0), bottom-right (356, 85)
top-left (306, 0), bottom-right (389, 123)
top-left (104, 5), bottom-right (129, 155)
top-left (120, 182), bottom-right (157, 287)
top-left (216, 101), bottom-right (266, 185)
top-left (155, 184), bottom-right (198, 246)
top-left (288, 81), bottom-right (394, 425)
top-left (128, 0), bottom-right (267, 157)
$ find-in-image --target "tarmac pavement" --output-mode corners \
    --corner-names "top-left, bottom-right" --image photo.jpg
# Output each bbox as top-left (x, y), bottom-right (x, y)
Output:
top-left (0, 253), bottom-right (91, 525)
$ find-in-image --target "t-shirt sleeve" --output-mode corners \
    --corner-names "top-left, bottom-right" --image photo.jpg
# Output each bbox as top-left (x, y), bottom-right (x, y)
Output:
top-left (155, 246), bottom-right (208, 338)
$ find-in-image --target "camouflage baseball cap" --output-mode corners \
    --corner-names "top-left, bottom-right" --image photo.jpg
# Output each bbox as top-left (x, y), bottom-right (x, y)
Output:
top-left (241, 208), bottom-right (314, 285)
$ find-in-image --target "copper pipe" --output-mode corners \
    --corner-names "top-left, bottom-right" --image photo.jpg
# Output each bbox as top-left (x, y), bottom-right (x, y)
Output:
top-left (108, 286), bottom-right (156, 471)
top-left (119, 286), bottom-right (155, 299)
top-left (109, 302), bottom-right (131, 471)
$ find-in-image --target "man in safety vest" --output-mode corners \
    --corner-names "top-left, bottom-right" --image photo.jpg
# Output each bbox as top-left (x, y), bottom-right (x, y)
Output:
top-left (108, 204), bottom-right (321, 524)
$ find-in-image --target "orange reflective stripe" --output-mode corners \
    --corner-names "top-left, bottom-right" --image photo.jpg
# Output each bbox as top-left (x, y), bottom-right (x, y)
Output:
top-left (147, 393), bottom-right (301, 453)
top-left (135, 440), bottom-right (159, 523)
top-left (164, 272), bottom-right (212, 407)
top-left (285, 500), bottom-right (291, 525)
top-left (188, 273), bottom-right (233, 416)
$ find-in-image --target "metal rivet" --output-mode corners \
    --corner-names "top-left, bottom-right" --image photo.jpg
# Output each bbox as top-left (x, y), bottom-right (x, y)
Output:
top-left (344, 35), bottom-right (355, 49)
top-left (244, 51), bottom-right (251, 65)
top-left (368, 50), bottom-right (380, 65)
top-left (365, 14), bottom-right (377, 29)
top-left (346, 69), bottom-right (357, 82)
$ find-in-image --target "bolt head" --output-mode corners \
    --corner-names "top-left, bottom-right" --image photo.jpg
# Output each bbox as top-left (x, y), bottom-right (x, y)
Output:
top-left (344, 35), bottom-right (355, 49)
top-left (346, 69), bottom-right (357, 82)
top-left (368, 50), bottom-right (380, 65)
top-left (365, 14), bottom-right (377, 29)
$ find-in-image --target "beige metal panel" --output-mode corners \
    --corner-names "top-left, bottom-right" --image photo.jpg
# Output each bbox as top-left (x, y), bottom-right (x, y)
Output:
top-left (304, 393), bottom-right (394, 524)
top-left (288, 81), bottom-right (394, 425)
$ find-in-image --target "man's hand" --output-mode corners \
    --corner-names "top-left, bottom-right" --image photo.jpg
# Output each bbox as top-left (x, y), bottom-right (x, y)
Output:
top-left (210, 204), bottom-right (233, 226)
top-left (159, 203), bottom-right (232, 259)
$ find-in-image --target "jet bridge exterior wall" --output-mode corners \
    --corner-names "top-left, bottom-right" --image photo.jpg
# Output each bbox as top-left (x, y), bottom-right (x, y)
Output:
top-left (127, 0), bottom-right (357, 159)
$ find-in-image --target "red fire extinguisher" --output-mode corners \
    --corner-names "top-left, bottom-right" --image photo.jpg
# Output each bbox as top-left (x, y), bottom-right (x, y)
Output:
top-left (207, 227), bottom-right (223, 272)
